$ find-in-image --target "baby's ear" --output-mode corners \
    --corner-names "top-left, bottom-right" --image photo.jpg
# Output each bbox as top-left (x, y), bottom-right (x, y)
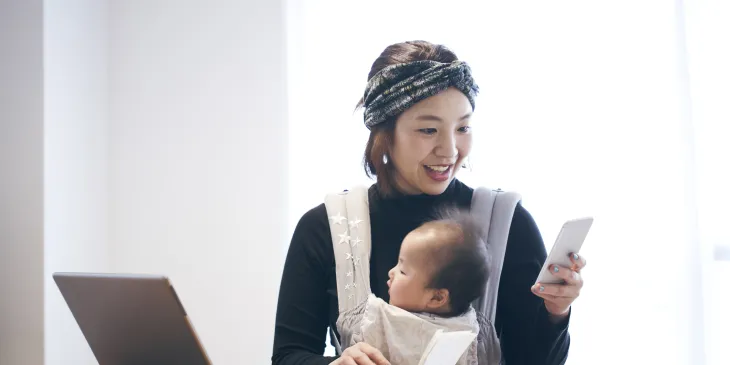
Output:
top-left (427, 288), bottom-right (450, 310)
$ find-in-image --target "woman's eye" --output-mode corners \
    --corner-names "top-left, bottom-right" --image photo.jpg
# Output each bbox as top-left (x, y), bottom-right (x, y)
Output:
top-left (418, 128), bottom-right (437, 135)
top-left (458, 126), bottom-right (471, 133)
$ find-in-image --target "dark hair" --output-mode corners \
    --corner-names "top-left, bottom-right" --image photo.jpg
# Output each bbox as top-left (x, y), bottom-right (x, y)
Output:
top-left (357, 41), bottom-right (460, 196)
top-left (420, 208), bottom-right (500, 363)
top-left (421, 208), bottom-right (489, 317)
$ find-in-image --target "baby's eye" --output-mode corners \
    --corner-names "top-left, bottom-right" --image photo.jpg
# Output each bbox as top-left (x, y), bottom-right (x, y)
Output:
top-left (400, 270), bottom-right (406, 275)
top-left (418, 128), bottom-right (437, 135)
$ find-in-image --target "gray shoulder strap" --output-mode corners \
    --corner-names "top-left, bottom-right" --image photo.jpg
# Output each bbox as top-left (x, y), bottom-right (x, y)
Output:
top-left (471, 187), bottom-right (522, 323)
top-left (323, 185), bottom-right (372, 314)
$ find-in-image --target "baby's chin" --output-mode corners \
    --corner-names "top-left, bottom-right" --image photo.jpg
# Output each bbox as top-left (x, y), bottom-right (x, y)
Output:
top-left (388, 298), bottom-right (421, 313)
top-left (389, 298), bottom-right (450, 315)
top-left (387, 297), bottom-right (406, 309)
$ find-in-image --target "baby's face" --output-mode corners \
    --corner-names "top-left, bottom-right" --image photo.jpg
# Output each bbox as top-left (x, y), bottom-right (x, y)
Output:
top-left (387, 224), bottom-right (450, 313)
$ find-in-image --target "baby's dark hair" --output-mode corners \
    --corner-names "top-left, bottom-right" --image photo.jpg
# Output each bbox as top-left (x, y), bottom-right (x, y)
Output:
top-left (418, 207), bottom-right (502, 363)
top-left (420, 207), bottom-right (489, 317)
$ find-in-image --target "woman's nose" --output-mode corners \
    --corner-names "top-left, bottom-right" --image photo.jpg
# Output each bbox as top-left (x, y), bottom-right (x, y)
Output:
top-left (435, 132), bottom-right (458, 158)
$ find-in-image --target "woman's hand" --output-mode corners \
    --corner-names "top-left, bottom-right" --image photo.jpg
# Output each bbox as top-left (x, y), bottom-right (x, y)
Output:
top-left (329, 342), bottom-right (391, 365)
top-left (531, 252), bottom-right (587, 320)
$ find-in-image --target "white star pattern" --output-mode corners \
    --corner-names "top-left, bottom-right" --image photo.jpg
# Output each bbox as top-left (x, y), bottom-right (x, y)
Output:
top-left (349, 218), bottom-right (363, 229)
top-left (329, 213), bottom-right (346, 225)
top-left (327, 194), bottom-right (371, 311)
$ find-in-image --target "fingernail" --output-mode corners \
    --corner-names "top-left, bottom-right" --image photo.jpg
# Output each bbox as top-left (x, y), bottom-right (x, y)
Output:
top-left (572, 253), bottom-right (579, 260)
top-left (539, 285), bottom-right (545, 292)
top-left (552, 266), bottom-right (559, 273)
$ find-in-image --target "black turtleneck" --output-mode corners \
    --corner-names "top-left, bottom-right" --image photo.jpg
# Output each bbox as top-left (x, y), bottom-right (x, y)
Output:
top-left (272, 180), bottom-right (570, 365)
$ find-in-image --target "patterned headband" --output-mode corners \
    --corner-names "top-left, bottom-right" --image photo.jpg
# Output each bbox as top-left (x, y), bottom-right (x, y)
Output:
top-left (362, 60), bottom-right (479, 129)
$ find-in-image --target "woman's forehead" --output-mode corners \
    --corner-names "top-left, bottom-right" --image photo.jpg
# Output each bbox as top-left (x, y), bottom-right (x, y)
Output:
top-left (401, 88), bottom-right (473, 120)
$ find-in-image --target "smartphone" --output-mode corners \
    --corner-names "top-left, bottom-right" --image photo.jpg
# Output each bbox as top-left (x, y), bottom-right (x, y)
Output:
top-left (535, 217), bottom-right (594, 285)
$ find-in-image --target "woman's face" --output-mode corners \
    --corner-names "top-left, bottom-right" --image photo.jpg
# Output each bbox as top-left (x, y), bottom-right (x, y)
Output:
top-left (390, 87), bottom-right (473, 196)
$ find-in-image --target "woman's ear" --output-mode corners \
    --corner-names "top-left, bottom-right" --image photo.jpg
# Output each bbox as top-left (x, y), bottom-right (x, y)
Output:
top-left (426, 288), bottom-right (450, 310)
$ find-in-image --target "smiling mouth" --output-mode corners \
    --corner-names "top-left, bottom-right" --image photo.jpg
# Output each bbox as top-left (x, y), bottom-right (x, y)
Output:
top-left (425, 165), bottom-right (451, 172)
top-left (424, 164), bottom-right (453, 181)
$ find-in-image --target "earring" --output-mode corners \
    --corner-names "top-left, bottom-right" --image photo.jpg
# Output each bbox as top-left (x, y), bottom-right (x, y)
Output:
top-left (461, 157), bottom-right (472, 172)
top-left (383, 154), bottom-right (389, 165)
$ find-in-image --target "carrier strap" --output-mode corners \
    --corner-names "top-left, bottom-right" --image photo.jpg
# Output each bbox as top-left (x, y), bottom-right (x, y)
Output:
top-left (324, 186), bottom-right (372, 313)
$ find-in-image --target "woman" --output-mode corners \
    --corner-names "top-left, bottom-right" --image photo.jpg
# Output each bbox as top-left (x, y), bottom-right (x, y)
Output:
top-left (272, 40), bottom-right (586, 365)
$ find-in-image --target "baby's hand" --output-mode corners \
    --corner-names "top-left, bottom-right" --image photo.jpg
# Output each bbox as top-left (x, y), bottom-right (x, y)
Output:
top-left (329, 342), bottom-right (391, 365)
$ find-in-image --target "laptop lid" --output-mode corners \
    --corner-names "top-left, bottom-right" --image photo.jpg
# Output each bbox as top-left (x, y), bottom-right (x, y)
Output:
top-left (53, 272), bottom-right (211, 365)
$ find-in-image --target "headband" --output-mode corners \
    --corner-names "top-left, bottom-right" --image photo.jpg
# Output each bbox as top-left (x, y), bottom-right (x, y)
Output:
top-left (362, 60), bottom-right (479, 129)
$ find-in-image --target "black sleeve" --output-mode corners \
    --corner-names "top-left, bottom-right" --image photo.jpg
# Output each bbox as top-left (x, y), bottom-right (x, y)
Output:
top-left (272, 205), bottom-right (337, 365)
top-left (495, 203), bottom-right (571, 365)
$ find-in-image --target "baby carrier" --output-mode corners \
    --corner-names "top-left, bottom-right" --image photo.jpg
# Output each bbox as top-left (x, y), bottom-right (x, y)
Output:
top-left (324, 185), bottom-right (521, 365)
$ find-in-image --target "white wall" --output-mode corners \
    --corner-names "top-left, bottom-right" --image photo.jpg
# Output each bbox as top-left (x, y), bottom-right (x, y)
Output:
top-left (108, 1), bottom-right (288, 364)
top-left (1, 1), bottom-right (288, 364)
top-left (43, 1), bottom-right (111, 364)
top-left (0, 1), bottom-right (46, 364)
top-left (683, 2), bottom-right (730, 363)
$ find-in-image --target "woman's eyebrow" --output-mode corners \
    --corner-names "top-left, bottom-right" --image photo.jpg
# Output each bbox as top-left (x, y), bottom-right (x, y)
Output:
top-left (414, 113), bottom-right (472, 122)
top-left (415, 114), bottom-right (443, 122)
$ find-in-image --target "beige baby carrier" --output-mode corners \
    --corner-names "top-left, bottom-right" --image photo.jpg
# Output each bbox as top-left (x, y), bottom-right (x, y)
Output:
top-left (324, 185), bottom-right (521, 365)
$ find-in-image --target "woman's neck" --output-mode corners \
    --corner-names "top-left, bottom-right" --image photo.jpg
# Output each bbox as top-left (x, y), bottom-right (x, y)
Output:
top-left (374, 178), bottom-right (460, 201)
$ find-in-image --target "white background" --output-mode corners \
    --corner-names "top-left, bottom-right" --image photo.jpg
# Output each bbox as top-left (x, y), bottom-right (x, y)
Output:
top-left (2, 1), bottom-right (287, 365)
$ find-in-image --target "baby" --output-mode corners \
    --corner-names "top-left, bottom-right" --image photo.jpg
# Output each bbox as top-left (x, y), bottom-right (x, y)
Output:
top-left (387, 209), bottom-right (488, 320)
top-left (334, 208), bottom-right (500, 365)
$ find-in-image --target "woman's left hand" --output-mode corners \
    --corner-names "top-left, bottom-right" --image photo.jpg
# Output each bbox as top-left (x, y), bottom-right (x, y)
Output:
top-left (531, 252), bottom-right (587, 320)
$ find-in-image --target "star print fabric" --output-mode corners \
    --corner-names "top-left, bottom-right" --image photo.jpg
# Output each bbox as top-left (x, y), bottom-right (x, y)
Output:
top-left (325, 187), bottom-right (373, 313)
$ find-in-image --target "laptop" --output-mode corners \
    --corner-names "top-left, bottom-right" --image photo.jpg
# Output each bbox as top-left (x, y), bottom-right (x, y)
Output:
top-left (53, 272), bottom-right (211, 365)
